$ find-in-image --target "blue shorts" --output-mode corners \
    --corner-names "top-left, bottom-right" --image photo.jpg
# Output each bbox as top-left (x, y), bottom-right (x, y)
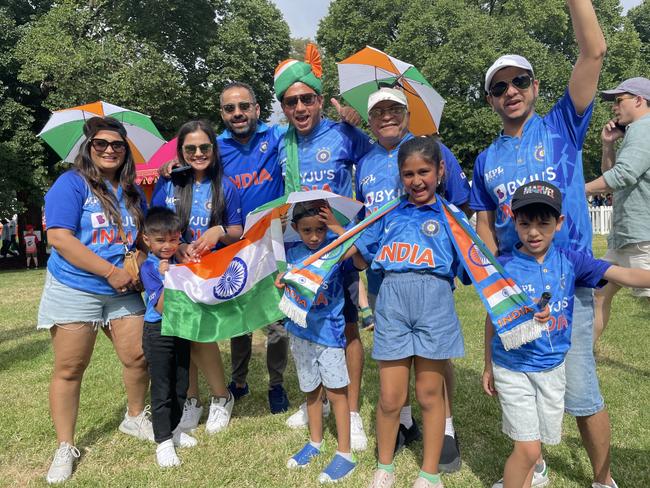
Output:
top-left (564, 287), bottom-right (604, 416)
top-left (38, 271), bottom-right (145, 329)
top-left (372, 272), bottom-right (464, 361)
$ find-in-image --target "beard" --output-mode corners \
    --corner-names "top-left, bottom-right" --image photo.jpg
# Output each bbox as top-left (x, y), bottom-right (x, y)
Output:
top-left (225, 116), bottom-right (257, 140)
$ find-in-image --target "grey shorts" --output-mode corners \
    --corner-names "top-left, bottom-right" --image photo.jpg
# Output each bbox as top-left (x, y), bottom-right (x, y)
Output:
top-left (493, 361), bottom-right (566, 445)
top-left (603, 241), bottom-right (650, 297)
top-left (289, 334), bottom-right (349, 393)
top-left (37, 271), bottom-right (144, 329)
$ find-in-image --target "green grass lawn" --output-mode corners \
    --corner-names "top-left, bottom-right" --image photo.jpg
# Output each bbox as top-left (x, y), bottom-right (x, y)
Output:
top-left (1, 236), bottom-right (648, 487)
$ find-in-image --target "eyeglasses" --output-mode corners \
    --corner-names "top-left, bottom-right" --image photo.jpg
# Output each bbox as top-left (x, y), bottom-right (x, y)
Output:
top-left (182, 143), bottom-right (213, 155)
top-left (368, 105), bottom-right (407, 119)
top-left (90, 138), bottom-right (127, 153)
top-left (282, 93), bottom-right (319, 108)
top-left (489, 74), bottom-right (533, 97)
top-left (221, 102), bottom-right (254, 113)
top-left (613, 95), bottom-right (636, 105)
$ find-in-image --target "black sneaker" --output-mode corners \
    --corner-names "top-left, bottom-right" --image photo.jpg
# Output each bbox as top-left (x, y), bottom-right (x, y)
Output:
top-left (268, 384), bottom-right (289, 414)
top-left (227, 381), bottom-right (250, 400)
top-left (439, 434), bottom-right (461, 473)
top-left (394, 417), bottom-right (422, 454)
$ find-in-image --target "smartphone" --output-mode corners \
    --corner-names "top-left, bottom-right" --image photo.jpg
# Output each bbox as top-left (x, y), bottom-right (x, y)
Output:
top-left (614, 122), bottom-right (626, 133)
top-left (171, 164), bottom-right (192, 174)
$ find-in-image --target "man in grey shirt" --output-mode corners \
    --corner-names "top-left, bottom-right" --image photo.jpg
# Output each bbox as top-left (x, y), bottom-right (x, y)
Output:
top-left (586, 77), bottom-right (650, 343)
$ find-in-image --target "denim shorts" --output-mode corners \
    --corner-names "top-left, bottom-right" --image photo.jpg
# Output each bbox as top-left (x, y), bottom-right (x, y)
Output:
top-left (37, 271), bottom-right (145, 329)
top-left (564, 287), bottom-right (604, 417)
top-left (493, 361), bottom-right (565, 445)
top-left (603, 241), bottom-right (650, 297)
top-left (372, 272), bottom-right (464, 361)
top-left (289, 335), bottom-right (349, 393)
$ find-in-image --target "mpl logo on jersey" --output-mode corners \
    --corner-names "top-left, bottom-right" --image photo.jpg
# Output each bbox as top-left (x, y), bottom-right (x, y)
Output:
top-left (485, 166), bottom-right (505, 183)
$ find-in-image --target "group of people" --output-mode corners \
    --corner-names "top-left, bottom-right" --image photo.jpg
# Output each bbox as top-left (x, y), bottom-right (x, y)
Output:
top-left (36, 0), bottom-right (650, 487)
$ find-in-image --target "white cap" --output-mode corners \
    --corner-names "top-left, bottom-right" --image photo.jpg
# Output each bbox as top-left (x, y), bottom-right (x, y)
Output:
top-left (367, 87), bottom-right (408, 115)
top-left (485, 54), bottom-right (534, 93)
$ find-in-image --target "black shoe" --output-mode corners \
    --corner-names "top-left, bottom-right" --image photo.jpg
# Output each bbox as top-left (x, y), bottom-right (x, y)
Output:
top-left (394, 417), bottom-right (422, 454)
top-left (227, 381), bottom-right (250, 400)
top-left (439, 434), bottom-right (461, 473)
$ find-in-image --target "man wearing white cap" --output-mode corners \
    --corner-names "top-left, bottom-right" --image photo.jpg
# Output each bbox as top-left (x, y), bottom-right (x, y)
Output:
top-left (586, 77), bottom-right (650, 343)
top-left (356, 86), bottom-right (471, 472)
top-left (469, 2), bottom-right (613, 488)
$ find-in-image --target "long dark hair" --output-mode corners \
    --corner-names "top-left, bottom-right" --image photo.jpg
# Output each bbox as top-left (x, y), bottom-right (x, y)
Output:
top-left (172, 120), bottom-right (226, 239)
top-left (397, 135), bottom-right (446, 195)
top-left (74, 116), bottom-right (144, 232)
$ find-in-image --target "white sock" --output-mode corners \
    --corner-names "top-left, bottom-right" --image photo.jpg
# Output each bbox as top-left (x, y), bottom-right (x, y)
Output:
top-left (399, 406), bottom-right (413, 428)
top-left (336, 450), bottom-right (354, 462)
top-left (156, 439), bottom-right (180, 467)
top-left (445, 416), bottom-right (455, 438)
top-left (309, 439), bottom-right (323, 450)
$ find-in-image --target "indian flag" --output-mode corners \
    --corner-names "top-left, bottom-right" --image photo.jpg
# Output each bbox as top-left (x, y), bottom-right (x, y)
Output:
top-left (161, 213), bottom-right (286, 342)
top-left (484, 278), bottom-right (529, 317)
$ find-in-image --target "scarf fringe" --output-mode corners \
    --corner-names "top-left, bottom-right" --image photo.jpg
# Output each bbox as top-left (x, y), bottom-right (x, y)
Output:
top-left (499, 318), bottom-right (546, 351)
top-left (279, 293), bottom-right (308, 327)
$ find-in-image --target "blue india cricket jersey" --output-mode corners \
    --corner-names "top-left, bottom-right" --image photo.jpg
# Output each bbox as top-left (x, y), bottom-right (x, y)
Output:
top-left (278, 119), bottom-right (374, 198)
top-left (218, 122), bottom-right (286, 218)
top-left (45, 170), bottom-right (147, 295)
top-left (140, 252), bottom-right (166, 323)
top-left (492, 244), bottom-right (610, 372)
top-left (470, 91), bottom-right (594, 255)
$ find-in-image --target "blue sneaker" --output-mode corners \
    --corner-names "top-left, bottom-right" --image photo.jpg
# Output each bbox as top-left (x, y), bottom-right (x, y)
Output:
top-left (227, 381), bottom-right (249, 400)
top-left (268, 384), bottom-right (289, 413)
top-left (287, 442), bottom-right (321, 469)
top-left (318, 453), bottom-right (357, 483)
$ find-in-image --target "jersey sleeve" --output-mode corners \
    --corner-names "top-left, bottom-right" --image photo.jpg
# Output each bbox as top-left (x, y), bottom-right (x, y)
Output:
top-left (469, 151), bottom-right (497, 211)
top-left (222, 178), bottom-right (243, 226)
top-left (150, 177), bottom-right (169, 209)
top-left (564, 249), bottom-right (612, 289)
top-left (140, 260), bottom-right (164, 308)
top-left (353, 218), bottom-right (383, 264)
top-left (440, 143), bottom-right (470, 206)
top-left (544, 89), bottom-right (594, 149)
top-left (44, 171), bottom-right (86, 232)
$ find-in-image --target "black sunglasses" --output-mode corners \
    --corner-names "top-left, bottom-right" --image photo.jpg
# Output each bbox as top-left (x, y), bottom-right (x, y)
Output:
top-left (90, 138), bottom-right (127, 153)
top-left (368, 105), bottom-right (407, 119)
top-left (221, 102), bottom-right (254, 113)
top-left (489, 74), bottom-right (533, 97)
top-left (282, 93), bottom-right (319, 108)
top-left (182, 143), bottom-right (213, 155)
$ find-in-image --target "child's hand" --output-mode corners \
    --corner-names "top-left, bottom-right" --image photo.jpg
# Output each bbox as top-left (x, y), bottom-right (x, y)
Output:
top-left (274, 272), bottom-right (286, 289)
top-left (318, 205), bottom-right (345, 235)
top-left (176, 243), bottom-right (198, 263)
top-left (482, 365), bottom-right (497, 397)
top-left (159, 259), bottom-right (170, 275)
top-left (533, 303), bottom-right (551, 324)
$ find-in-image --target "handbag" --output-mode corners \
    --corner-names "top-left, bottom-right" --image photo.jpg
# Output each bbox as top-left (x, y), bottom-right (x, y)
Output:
top-left (116, 216), bottom-right (144, 292)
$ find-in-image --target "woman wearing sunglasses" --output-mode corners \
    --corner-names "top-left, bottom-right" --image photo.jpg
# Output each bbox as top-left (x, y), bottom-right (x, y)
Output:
top-left (151, 119), bottom-right (243, 435)
top-left (38, 116), bottom-right (151, 484)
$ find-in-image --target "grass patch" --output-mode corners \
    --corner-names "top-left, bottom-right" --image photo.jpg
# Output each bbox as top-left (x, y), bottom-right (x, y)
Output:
top-left (0, 236), bottom-right (648, 486)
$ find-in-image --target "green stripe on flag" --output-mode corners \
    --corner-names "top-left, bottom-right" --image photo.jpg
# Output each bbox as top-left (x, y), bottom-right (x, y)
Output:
top-left (161, 274), bottom-right (285, 342)
top-left (492, 293), bottom-right (529, 317)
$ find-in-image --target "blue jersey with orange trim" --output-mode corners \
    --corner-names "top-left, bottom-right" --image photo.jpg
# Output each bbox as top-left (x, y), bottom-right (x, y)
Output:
top-left (284, 239), bottom-right (353, 348)
top-left (492, 245), bottom-right (610, 372)
top-left (354, 197), bottom-right (468, 282)
top-left (356, 133), bottom-right (470, 216)
top-left (151, 177), bottom-right (242, 244)
top-left (470, 91), bottom-right (594, 256)
top-left (45, 170), bottom-right (147, 295)
top-left (218, 122), bottom-right (286, 218)
top-left (140, 252), bottom-right (167, 323)
top-left (278, 119), bottom-right (374, 197)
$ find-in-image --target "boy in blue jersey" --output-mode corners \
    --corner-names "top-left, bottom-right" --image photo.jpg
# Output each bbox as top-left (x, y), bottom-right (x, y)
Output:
top-left (140, 207), bottom-right (197, 468)
top-left (276, 201), bottom-right (367, 483)
top-left (482, 181), bottom-right (650, 488)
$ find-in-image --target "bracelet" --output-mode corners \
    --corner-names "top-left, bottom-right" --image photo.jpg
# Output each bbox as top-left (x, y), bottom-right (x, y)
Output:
top-left (218, 225), bottom-right (226, 236)
top-left (103, 264), bottom-right (116, 279)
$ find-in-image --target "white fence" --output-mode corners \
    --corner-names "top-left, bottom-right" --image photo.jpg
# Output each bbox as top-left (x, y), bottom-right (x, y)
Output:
top-left (589, 206), bottom-right (612, 235)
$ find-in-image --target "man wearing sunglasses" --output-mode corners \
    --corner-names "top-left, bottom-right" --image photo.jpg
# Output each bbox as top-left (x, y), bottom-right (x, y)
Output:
top-left (469, 2), bottom-right (613, 488)
top-left (274, 54), bottom-right (374, 451)
top-left (585, 78), bottom-right (650, 345)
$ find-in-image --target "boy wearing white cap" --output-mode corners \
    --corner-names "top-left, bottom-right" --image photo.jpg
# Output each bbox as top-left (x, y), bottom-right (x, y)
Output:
top-left (469, 2), bottom-right (615, 488)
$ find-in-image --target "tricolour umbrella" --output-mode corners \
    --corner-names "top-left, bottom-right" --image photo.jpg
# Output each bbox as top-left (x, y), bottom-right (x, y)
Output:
top-left (243, 190), bottom-right (364, 243)
top-left (38, 101), bottom-right (165, 164)
top-left (337, 46), bottom-right (445, 136)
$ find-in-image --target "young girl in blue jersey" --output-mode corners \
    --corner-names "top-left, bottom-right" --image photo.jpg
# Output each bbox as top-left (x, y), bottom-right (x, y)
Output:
top-left (151, 120), bottom-right (243, 435)
top-left (38, 117), bottom-right (151, 484)
top-left (350, 136), bottom-right (470, 488)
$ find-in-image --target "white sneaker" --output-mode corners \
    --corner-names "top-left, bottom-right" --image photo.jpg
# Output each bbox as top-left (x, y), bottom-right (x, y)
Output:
top-left (350, 411), bottom-right (368, 451)
top-left (118, 405), bottom-right (155, 442)
top-left (492, 460), bottom-right (549, 488)
top-left (172, 427), bottom-right (198, 448)
top-left (156, 439), bottom-right (181, 468)
top-left (205, 392), bottom-right (233, 434)
top-left (46, 442), bottom-right (80, 484)
top-left (592, 480), bottom-right (618, 488)
top-left (286, 400), bottom-right (331, 429)
top-left (367, 468), bottom-right (396, 488)
top-left (178, 397), bottom-right (203, 432)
